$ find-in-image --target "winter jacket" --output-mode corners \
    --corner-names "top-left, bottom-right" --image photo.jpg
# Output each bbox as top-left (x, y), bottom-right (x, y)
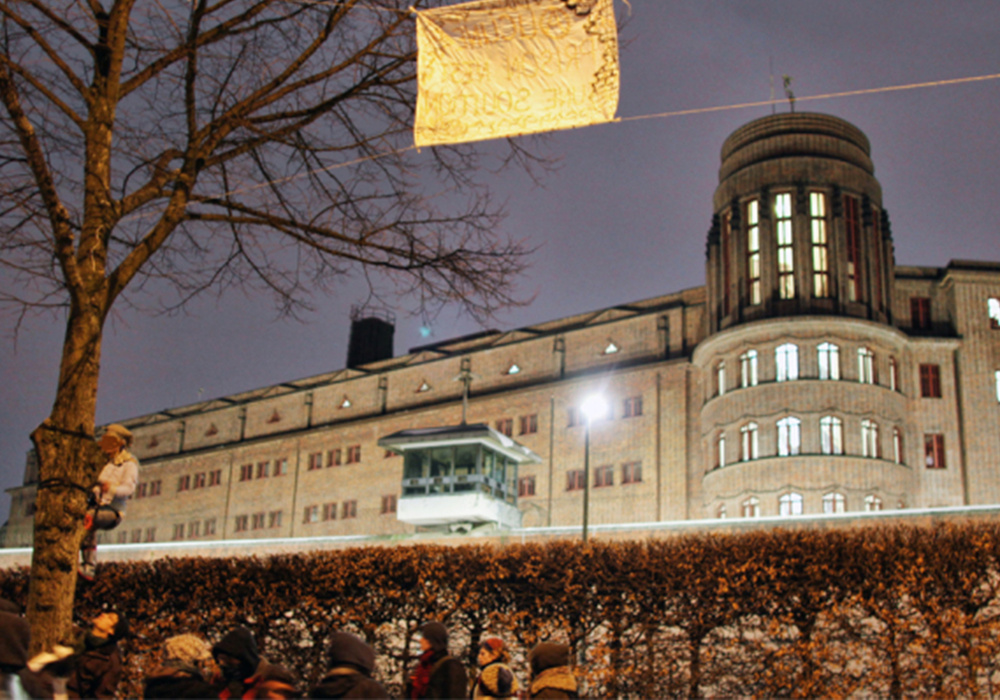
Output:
top-left (309, 632), bottom-right (386, 698)
top-left (94, 451), bottom-right (139, 512)
top-left (66, 635), bottom-right (122, 699)
top-left (527, 644), bottom-right (577, 700)
top-left (143, 663), bottom-right (217, 698)
top-left (212, 628), bottom-right (297, 699)
top-left (470, 661), bottom-right (518, 700)
top-left (407, 650), bottom-right (467, 699)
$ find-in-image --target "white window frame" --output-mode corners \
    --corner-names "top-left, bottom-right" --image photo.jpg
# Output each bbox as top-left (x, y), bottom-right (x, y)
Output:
top-left (716, 360), bottom-right (726, 396)
top-left (779, 492), bottom-right (804, 516)
top-left (742, 496), bottom-right (760, 518)
top-left (777, 416), bottom-right (801, 456)
top-left (741, 422), bottom-right (759, 461)
top-left (740, 350), bottom-right (758, 388)
top-left (822, 492), bottom-right (846, 514)
top-left (865, 494), bottom-right (883, 512)
top-left (717, 432), bottom-right (726, 468)
top-left (775, 192), bottom-right (795, 300)
top-left (776, 343), bottom-right (799, 382)
top-left (862, 419), bottom-right (880, 458)
top-left (893, 427), bottom-right (904, 465)
top-left (820, 416), bottom-right (844, 455)
top-left (858, 347), bottom-right (876, 385)
top-left (817, 342), bottom-right (840, 380)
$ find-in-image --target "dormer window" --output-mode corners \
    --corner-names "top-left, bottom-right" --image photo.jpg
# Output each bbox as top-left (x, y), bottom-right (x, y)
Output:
top-left (417, 381), bottom-right (431, 393)
top-left (506, 364), bottom-right (521, 375)
top-left (603, 341), bottom-right (619, 355)
top-left (340, 396), bottom-right (352, 409)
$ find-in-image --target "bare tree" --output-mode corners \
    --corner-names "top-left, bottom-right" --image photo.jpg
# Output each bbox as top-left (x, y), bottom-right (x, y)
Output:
top-left (0, 0), bottom-right (544, 650)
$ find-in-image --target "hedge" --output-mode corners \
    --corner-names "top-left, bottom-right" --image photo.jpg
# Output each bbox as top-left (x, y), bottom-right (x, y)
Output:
top-left (3, 522), bottom-right (1000, 698)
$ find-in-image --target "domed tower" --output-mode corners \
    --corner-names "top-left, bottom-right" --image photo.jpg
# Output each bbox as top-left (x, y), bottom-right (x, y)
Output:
top-left (694, 113), bottom-right (911, 519)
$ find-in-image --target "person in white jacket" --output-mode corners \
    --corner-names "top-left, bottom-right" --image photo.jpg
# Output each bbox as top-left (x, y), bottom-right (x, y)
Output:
top-left (79, 424), bottom-right (139, 581)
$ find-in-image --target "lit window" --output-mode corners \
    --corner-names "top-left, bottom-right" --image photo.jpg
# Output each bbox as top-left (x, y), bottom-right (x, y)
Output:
top-left (518, 476), bottom-right (536, 497)
top-left (741, 422), bottom-right (759, 461)
top-left (417, 381), bottom-right (431, 393)
top-left (822, 492), bottom-right (846, 514)
top-left (919, 364), bottom-right (941, 398)
top-left (776, 343), bottom-right (799, 382)
top-left (893, 428), bottom-right (904, 465)
top-left (507, 364), bottom-right (521, 375)
top-left (746, 199), bottom-right (761, 305)
top-left (925, 434), bottom-right (946, 469)
top-left (340, 396), bottom-right (352, 408)
top-left (817, 343), bottom-right (840, 380)
top-left (775, 193), bottom-right (795, 299)
top-left (741, 497), bottom-right (760, 518)
top-left (622, 461), bottom-right (642, 484)
top-left (779, 492), bottom-right (803, 516)
top-left (566, 470), bottom-right (585, 491)
top-left (810, 192), bottom-right (830, 297)
top-left (740, 350), bottom-right (758, 387)
top-left (603, 341), bottom-right (620, 355)
top-left (716, 361), bottom-right (726, 396)
top-left (342, 501), bottom-right (357, 519)
top-left (989, 298), bottom-right (1000, 329)
top-left (716, 432), bottom-right (726, 469)
top-left (864, 495), bottom-right (883, 512)
top-left (777, 416), bottom-right (801, 456)
top-left (911, 297), bottom-right (931, 330)
top-left (858, 347), bottom-right (877, 385)
top-left (820, 416), bottom-right (843, 455)
top-left (862, 419), bottom-right (880, 458)
top-left (845, 195), bottom-right (861, 302)
top-left (594, 465), bottom-right (614, 488)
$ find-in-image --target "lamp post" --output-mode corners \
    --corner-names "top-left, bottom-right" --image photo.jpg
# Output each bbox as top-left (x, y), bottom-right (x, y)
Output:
top-left (579, 393), bottom-right (607, 543)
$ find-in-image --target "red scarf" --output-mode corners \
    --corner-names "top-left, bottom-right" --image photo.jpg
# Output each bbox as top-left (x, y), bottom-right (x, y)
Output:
top-left (409, 649), bottom-right (436, 699)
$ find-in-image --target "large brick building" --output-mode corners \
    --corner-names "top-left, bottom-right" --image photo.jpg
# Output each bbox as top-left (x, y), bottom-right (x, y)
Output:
top-left (4, 112), bottom-right (1000, 548)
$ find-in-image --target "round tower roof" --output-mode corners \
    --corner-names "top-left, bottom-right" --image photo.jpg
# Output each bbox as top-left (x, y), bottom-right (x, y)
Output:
top-left (719, 112), bottom-right (873, 182)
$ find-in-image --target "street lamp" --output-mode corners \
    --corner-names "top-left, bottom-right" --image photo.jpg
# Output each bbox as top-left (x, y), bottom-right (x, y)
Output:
top-left (579, 393), bottom-right (608, 543)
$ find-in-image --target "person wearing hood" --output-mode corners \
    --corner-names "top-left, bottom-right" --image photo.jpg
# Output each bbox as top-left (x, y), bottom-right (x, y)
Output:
top-left (143, 633), bottom-right (218, 699)
top-left (308, 632), bottom-right (386, 699)
top-left (79, 423), bottom-right (139, 581)
top-left (405, 622), bottom-right (466, 699)
top-left (526, 644), bottom-right (577, 699)
top-left (470, 638), bottom-right (517, 700)
top-left (66, 611), bottom-right (129, 699)
top-left (0, 600), bottom-right (56, 700)
top-left (212, 626), bottom-right (298, 699)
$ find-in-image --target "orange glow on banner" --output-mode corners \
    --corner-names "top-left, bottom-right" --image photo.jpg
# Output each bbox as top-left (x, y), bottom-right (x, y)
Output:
top-left (414, 0), bottom-right (619, 147)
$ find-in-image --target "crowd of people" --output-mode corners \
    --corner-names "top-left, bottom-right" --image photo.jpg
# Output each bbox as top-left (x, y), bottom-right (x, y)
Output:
top-left (1, 606), bottom-right (581, 699)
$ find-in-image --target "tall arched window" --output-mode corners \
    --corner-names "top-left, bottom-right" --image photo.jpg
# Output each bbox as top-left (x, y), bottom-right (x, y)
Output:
top-left (740, 350), bottom-right (758, 388)
top-left (810, 192), bottom-right (830, 297)
top-left (858, 347), bottom-right (877, 384)
top-left (818, 342), bottom-right (840, 380)
top-left (822, 492), bottom-right (846, 514)
top-left (820, 416), bottom-right (843, 455)
top-left (779, 492), bottom-right (803, 516)
top-left (775, 193), bottom-right (795, 299)
top-left (747, 200), bottom-right (761, 305)
top-left (741, 422), bottom-right (759, 461)
top-left (741, 496), bottom-right (760, 518)
top-left (716, 360), bottom-right (726, 396)
top-left (893, 427), bottom-right (904, 465)
top-left (777, 416), bottom-right (801, 456)
top-left (862, 419), bottom-right (880, 458)
top-left (776, 343), bottom-right (799, 382)
top-left (717, 432), bottom-right (727, 468)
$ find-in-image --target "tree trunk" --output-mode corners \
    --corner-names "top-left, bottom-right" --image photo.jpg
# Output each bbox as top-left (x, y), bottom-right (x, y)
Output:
top-left (26, 301), bottom-right (105, 654)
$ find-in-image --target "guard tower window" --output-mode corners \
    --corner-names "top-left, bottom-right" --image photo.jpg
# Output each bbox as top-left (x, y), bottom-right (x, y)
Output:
top-left (911, 297), bottom-right (931, 330)
top-left (810, 192), bottom-right (830, 297)
top-left (845, 195), bottom-right (861, 302)
top-left (746, 199), bottom-right (761, 305)
top-left (775, 193), bottom-right (795, 299)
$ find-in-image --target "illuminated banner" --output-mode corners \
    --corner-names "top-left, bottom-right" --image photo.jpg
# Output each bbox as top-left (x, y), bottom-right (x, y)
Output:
top-left (414, 0), bottom-right (619, 147)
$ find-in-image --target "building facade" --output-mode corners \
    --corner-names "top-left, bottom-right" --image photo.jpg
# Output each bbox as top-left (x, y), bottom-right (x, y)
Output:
top-left (5, 112), bottom-right (1000, 548)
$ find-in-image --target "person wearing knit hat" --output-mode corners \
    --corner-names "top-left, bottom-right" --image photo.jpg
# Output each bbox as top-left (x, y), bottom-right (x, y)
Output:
top-left (308, 631), bottom-right (387, 698)
top-left (471, 637), bottom-right (518, 700)
top-left (406, 621), bottom-right (467, 699)
top-left (78, 423), bottom-right (140, 581)
top-left (143, 633), bottom-right (218, 699)
top-left (527, 643), bottom-right (578, 699)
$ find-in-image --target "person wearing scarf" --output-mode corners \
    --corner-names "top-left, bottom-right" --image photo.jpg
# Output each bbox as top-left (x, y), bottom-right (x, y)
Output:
top-left (406, 622), bottom-right (466, 699)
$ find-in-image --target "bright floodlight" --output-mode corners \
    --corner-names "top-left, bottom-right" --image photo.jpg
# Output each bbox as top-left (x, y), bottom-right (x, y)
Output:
top-left (580, 393), bottom-right (608, 423)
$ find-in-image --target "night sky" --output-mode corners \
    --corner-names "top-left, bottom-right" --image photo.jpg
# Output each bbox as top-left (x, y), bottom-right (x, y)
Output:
top-left (3, 1), bottom-right (999, 525)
